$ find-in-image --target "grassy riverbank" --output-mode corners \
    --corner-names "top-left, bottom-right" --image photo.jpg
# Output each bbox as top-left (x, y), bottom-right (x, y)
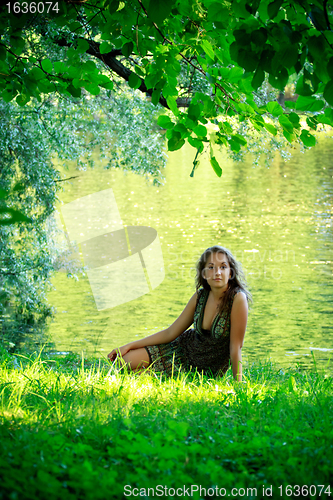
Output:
top-left (0, 349), bottom-right (332, 500)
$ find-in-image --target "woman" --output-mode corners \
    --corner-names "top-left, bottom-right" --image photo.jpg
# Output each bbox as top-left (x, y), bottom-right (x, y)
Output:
top-left (108, 245), bottom-right (251, 381)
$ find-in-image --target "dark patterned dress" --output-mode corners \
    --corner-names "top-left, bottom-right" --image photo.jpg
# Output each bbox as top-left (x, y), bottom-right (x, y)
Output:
top-left (145, 288), bottom-right (236, 377)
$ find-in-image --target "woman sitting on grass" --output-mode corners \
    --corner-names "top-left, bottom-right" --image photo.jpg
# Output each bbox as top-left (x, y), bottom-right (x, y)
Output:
top-left (108, 245), bottom-right (251, 381)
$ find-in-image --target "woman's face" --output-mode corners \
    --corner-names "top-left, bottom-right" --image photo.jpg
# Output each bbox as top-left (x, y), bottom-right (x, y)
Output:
top-left (203, 252), bottom-right (231, 291)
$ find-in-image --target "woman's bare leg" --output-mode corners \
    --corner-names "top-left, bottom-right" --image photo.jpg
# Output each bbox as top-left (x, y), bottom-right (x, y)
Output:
top-left (121, 348), bottom-right (150, 371)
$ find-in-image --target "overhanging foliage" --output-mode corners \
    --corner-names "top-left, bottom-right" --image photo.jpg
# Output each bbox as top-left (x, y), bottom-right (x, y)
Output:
top-left (1, 0), bottom-right (333, 167)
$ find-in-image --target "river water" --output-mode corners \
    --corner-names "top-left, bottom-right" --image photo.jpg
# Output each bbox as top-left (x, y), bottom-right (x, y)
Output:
top-left (47, 136), bottom-right (333, 372)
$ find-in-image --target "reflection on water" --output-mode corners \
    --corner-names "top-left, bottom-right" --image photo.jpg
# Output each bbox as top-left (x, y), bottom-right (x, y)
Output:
top-left (47, 137), bottom-right (333, 371)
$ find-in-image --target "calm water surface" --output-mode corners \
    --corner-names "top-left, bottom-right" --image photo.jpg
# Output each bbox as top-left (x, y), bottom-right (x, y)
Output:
top-left (47, 137), bottom-right (333, 371)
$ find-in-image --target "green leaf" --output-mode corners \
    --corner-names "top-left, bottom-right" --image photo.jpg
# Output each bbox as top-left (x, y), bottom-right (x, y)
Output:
top-left (76, 39), bottom-right (89, 54)
top-left (283, 130), bottom-right (294, 142)
top-left (251, 67), bottom-right (265, 90)
top-left (219, 121), bottom-right (233, 134)
top-left (135, 65), bottom-right (145, 78)
top-left (306, 116), bottom-right (318, 130)
top-left (162, 84), bottom-right (176, 97)
top-left (98, 76), bottom-right (113, 90)
top-left (184, 117), bottom-right (196, 130)
top-left (232, 134), bottom-right (247, 146)
top-left (201, 39), bottom-right (215, 61)
top-left (266, 101), bottom-right (283, 116)
top-left (1, 90), bottom-right (17, 103)
top-left (237, 50), bottom-right (257, 72)
top-left (16, 94), bottom-right (30, 106)
top-left (228, 137), bottom-right (241, 152)
top-left (251, 28), bottom-right (268, 47)
top-left (300, 129), bottom-right (316, 147)
top-left (188, 102), bottom-right (201, 122)
top-left (228, 66), bottom-right (244, 83)
top-left (264, 122), bottom-right (277, 135)
top-left (288, 112), bottom-right (300, 126)
top-left (72, 78), bottom-right (83, 89)
top-left (147, 0), bottom-right (172, 25)
top-left (82, 60), bottom-right (97, 74)
top-left (267, 0), bottom-right (283, 19)
top-left (193, 124), bottom-right (207, 137)
top-left (174, 123), bottom-right (189, 138)
top-left (268, 67), bottom-right (288, 91)
top-left (54, 61), bottom-right (65, 74)
top-left (38, 79), bottom-right (54, 93)
top-left (67, 84), bottom-right (81, 98)
top-left (166, 96), bottom-right (179, 116)
top-left (168, 133), bottom-right (185, 151)
top-left (207, 3), bottom-right (229, 22)
top-left (108, 0), bottom-right (120, 14)
top-left (122, 42), bottom-right (134, 58)
top-left (323, 80), bottom-right (333, 106)
top-left (30, 67), bottom-right (45, 80)
top-left (157, 115), bottom-right (173, 129)
top-left (296, 72), bottom-right (317, 97)
top-left (100, 42), bottom-right (113, 54)
top-left (278, 114), bottom-right (294, 134)
top-left (128, 72), bottom-right (141, 89)
top-left (10, 35), bottom-right (25, 53)
top-left (295, 96), bottom-right (325, 112)
top-left (210, 156), bottom-right (222, 177)
top-left (318, 108), bottom-right (333, 126)
top-left (250, 117), bottom-right (264, 131)
top-left (276, 45), bottom-right (298, 69)
top-left (307, 35), bottom-right (326, 61)
top-left (188, 136), bottom-right (204, 152)
top-left (233, 1), bottom-right (250, 17)
top-left (285, 101), bottom-right (296, 110)
top-left (84, 82), bottom-right (100, 95)
top-left (151, 89), bottom-right (160, 105)
top-left (41, 58), bottom-right (53, 73)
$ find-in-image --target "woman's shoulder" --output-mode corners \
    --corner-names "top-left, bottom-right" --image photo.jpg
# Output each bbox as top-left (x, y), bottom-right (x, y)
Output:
top-left (231, 289), bottom-right (248, 309)
top-left (233, 289), bottom-right (247, 299)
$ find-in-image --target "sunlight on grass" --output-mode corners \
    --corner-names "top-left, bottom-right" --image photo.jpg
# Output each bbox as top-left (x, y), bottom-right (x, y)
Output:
top-left (0, 348), bottom-right (332, 499)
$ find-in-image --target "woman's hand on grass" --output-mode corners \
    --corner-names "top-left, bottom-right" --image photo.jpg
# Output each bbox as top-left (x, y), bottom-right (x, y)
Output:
top-left (107, 344), bottom-right (131, 362)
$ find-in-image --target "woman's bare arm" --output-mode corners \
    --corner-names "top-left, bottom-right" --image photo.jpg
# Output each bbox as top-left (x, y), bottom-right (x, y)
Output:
top-left (229, 291), bottom-right (248, 382)
top-left (108, 292), bottom-right (197, 360)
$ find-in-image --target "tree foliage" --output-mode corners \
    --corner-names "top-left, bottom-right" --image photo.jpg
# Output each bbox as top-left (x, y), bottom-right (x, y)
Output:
top-left (0, 89), bottom-right (165, 350)
top-left (0, 99), bottom-right (60, 349)
top-left (1, 0), bottom-right (333, 170)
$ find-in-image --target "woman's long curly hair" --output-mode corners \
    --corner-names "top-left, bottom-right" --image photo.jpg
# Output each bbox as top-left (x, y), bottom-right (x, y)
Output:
top-left (195, 245), bottom-right (252, 314)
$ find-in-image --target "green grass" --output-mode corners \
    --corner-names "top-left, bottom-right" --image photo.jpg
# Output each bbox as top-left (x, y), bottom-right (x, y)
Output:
top-left (0, 348), bottom-right (332, 500)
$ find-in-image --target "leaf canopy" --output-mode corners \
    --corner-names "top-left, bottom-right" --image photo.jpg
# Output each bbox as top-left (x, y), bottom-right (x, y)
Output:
top-left (0, 0), bottom-right (332, 177)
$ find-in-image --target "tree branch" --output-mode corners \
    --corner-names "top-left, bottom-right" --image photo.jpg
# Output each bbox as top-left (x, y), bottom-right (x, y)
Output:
top-left (54, 37), bottom-right (191, 108)
top-left (54, 176), bottom-right (79, 183)
top-left (135, 0), bottom-right (235, 103)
